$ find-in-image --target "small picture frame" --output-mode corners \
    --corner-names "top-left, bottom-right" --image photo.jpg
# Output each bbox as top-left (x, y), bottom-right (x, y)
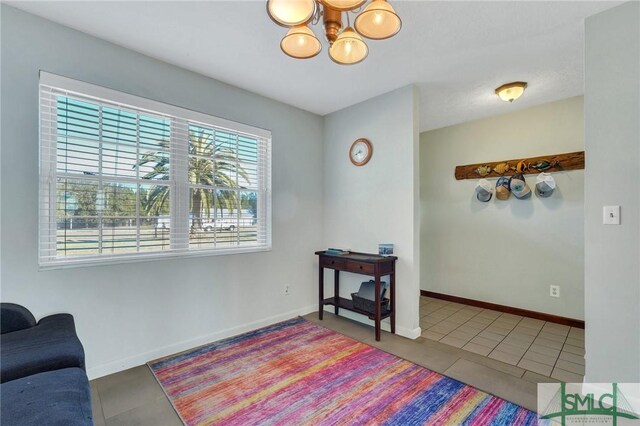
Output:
top-left (378, 243), bottom-right (394, 256)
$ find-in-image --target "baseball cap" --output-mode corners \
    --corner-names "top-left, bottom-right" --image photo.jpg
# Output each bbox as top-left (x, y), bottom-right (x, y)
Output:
top-left (475, 179), bottom-right (493, 202)
top-left (535, 173), bottom-right (556, 198)
top-left (509, 173), bottom-right (531, 199)
top-left (496, 177), bottom-right (511, 200)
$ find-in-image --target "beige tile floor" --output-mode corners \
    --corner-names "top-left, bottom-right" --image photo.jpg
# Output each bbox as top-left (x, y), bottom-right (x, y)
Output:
top-left (420, 296), bottom-right (585, 382)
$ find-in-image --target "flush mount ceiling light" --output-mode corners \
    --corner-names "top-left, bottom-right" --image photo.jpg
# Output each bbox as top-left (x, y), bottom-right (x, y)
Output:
top-left (495, 82), bottom-right (528, 103)
top-left (267, 0), bottom-right (402, 65)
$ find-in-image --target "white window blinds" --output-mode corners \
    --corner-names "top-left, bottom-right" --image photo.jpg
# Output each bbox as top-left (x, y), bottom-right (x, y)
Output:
top-left (39, 72), bottom-right (272, 268)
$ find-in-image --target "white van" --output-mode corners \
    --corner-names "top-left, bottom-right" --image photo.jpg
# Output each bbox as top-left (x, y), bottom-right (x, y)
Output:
top-left (155, 216), bottom-right (250, 231)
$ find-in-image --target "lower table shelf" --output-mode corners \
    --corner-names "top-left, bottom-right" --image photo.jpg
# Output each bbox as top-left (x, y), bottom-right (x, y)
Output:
top-left (322, 297), bottom-right (392, 321)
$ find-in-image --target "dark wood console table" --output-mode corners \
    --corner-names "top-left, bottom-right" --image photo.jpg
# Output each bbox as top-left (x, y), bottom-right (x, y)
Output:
top-left (316, 251), bottom-right (397, 341)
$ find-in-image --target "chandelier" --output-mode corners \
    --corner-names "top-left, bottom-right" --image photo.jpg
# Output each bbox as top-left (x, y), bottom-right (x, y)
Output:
top-left (267, 0), bottom-right (402, 65)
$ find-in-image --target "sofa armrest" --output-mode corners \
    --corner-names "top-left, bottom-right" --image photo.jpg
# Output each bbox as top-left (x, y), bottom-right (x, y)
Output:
top-left (1, 303), bottom-right (36, 334)
top-left (1, 312), bottom-right (86, 382)
top-left (36, 313), bottom-right (78, 335)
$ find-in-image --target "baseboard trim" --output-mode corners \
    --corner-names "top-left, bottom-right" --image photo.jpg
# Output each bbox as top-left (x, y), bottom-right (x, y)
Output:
top-left (421, 290), bottom-right (585, 329)
top-left (397, 325), bottom-right (422, 340)
top-left (86, 304), bottom-right (317, 380)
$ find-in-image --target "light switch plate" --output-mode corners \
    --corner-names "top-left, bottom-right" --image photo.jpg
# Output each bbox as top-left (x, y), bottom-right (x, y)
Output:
top-left (603, 206), bottom-right (621, 225)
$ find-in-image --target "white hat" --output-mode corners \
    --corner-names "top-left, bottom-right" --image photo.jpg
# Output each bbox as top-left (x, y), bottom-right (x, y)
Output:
top-left (475, 179), bottom-right (493, 202)
top-left (535, 173), bottom-right (556, 198)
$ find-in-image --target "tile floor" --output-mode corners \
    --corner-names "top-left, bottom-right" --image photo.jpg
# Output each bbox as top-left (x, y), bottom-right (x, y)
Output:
top-left (420, 296), bottom-right (585, 382)
top-left (90, 365), bottom-right (182, 426)
top-left (90, 307), bottom-right (581, 423)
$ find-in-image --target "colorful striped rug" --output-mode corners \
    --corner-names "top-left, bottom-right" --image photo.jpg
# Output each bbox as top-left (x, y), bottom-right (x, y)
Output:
top-left (149, 317), bottom-right (537, 425)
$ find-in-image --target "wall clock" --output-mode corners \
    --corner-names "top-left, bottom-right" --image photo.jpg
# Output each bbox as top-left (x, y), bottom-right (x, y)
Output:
top-left (349, 138), bottom-right (373, 166)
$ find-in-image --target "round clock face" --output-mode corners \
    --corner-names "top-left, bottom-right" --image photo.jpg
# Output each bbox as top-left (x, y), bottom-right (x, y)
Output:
top-left (349, 138), bottom-right (372, 166)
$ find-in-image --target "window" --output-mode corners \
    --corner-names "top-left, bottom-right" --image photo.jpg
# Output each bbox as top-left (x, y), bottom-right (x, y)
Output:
top-left (39, 73), bottom-right (271, 268)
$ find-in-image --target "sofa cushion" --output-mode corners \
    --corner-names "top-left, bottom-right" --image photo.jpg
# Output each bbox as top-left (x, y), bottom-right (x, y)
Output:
top-left (1, 314), bottom-right (85, 383)
top-left (0, 367), bottom-right (93, 426)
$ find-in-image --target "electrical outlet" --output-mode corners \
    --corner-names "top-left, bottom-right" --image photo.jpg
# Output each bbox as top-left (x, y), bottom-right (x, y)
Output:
top-left (283, 284), bottom-right (291, 296)
top-left (550, 285), bottom-right (560, 298)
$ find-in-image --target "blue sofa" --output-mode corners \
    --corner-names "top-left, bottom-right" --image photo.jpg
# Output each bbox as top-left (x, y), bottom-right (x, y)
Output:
top-left (0, 303), bottom-right (93, 426)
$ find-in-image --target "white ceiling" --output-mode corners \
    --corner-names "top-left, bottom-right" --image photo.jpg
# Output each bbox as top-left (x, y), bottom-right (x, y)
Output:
top-left (9, 1), bottom-right (620, 131)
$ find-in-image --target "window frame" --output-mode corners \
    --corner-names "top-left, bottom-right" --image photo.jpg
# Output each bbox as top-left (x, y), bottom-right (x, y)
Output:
top-left (39, 72), bottom-right (272, 270)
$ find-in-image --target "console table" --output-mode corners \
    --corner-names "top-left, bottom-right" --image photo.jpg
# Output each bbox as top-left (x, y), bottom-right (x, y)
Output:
top-left (316, 251), bottom-right (397, 341)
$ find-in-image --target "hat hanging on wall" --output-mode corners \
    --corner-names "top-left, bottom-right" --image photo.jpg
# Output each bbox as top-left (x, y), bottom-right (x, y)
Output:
top-left (535, 173), bottom-right (556, 197)
top-left (495, 177), bottom-right (511, 200)
top-left (475, 179), bottom-right (493, 202)
top-left (509, 173), bottom-right (531, 199)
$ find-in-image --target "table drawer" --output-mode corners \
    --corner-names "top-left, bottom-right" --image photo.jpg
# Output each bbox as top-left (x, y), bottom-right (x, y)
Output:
top-left (344, 261), bottom-right (374, 275)
top-left (322, 258), bottom-right (347, 270)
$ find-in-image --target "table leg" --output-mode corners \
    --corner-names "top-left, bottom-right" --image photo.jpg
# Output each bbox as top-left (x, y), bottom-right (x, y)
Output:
top-left (374, 274), bottom-right (381, 341)
top-left (334, 270), bottom-right (340, 315)
top-left (390, 272), bottom-right (396, 334)
top-left (319, 266), bottom-right (324, 320)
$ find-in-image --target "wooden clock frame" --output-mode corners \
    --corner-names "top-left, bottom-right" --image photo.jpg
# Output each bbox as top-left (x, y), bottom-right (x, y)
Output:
top-left (349, 138), bottom-right (373, 166)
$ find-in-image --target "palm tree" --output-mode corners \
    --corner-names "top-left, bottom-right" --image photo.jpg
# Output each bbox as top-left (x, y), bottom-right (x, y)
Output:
top-left (136, 142), bottom-right (170, 223)
top-left (135, 128), bottom-right (250, 231)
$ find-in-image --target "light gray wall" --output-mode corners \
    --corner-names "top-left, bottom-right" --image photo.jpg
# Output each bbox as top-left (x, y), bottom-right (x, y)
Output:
top-left (421, 97), bottom-right (585, 319)
top-left (0, 5), bottom-right (324, 378)
top-left (323, 85), bottom-right (422, 338)
top-left (584, 1), bottom-right (640, 382)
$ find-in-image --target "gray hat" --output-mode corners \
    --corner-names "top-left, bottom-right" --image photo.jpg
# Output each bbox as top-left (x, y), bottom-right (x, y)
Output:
top-left (475, 179), bottom-right (493, 202)
top-left (535, 173), bottom-right (556, 197)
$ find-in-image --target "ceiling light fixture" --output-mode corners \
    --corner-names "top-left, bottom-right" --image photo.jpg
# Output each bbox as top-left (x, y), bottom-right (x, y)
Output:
top-left (281, 25), bottom-right (322, 58)
top-left (495, 82), bottom-right (528, 103)
top-left (267, 0), bottom-right (317, 27)
top-left (319, 0), bottom-right (367, 11)
top-left (329, 27), bottom-right (368, 64)
top-left (354, 0), bottom-right (402, 40)
top-left (267, 0), bottom-right (402, 65)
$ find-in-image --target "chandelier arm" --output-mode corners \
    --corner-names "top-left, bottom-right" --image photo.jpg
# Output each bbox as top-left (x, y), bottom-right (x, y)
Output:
top-left (311, 3), bottom-right (322, 26)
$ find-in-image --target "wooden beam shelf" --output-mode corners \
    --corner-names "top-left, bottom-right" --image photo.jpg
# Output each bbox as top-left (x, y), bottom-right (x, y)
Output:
top-left (454, 151), bottom-right (585, 180)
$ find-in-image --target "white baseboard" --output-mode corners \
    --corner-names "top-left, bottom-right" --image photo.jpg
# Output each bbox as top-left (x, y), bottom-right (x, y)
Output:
top-left (86, 304), bottom-right (317, 380)
top-left (397, 325), bottom-right (422, 340)
top-left (322, 306), bottom-right (421, 340)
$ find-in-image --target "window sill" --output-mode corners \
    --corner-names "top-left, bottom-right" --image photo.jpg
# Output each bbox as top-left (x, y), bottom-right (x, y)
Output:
top-left (38, 245), bottom-right (272, 271)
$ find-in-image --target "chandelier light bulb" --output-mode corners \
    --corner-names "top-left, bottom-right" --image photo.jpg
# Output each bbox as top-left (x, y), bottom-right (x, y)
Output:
top-left (329, 26), bottom-right (368, 65)
top-left (267, 0), bottom-right (316, 27)
top-left (354, 0), bottom-right (402, 40)
top-left (281, 25), bottom-right (322, 59)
